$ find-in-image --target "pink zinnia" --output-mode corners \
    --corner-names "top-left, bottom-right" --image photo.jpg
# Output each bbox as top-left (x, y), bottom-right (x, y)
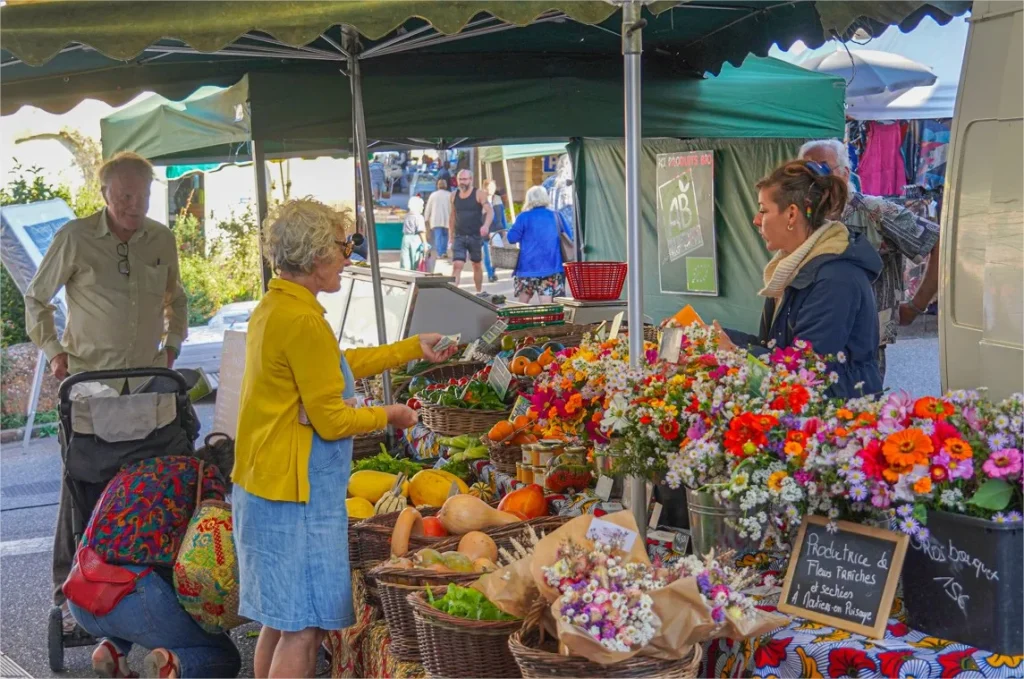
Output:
top-left (983, 449), bottom-right (1023, 479)
top-left (935, 450), bottom-right (974, 481)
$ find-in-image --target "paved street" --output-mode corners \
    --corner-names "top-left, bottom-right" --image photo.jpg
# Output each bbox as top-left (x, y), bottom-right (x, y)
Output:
top-left (1, 330), bottom-right (940, 677)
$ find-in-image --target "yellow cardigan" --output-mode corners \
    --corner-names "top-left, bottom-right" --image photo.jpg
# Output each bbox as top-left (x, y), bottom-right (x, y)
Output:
top-left (232, 279), bottom-right (423, 502)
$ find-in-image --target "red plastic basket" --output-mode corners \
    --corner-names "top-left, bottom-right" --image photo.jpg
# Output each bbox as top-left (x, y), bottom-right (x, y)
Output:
top-left (564, 261), bottom-right (627, 301)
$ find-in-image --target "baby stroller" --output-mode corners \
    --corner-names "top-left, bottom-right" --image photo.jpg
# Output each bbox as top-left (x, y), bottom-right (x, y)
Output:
top-left (47, 367), bottom-right (200, 672)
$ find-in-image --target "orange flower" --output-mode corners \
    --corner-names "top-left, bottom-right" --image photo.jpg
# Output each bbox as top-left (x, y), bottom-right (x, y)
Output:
top-left (855, 412), bottom-right (877, 427)
top-left (768, 471), bottom-right (788, 492)
top-left (548, 406), bottom-right (559, 420)
top-left (883, 429), bottom-right (933, 468)
top-left (565, 393), bottom-right (584, 415)
top-left (943, 438), bottom-right (973, 460)
top-left (835, 427), bottom-right (849, 438)
top-left (913, 477), bottom-right (933, 494)
top-left (837, 408), bottom-right (854, 420)
top-left (784, 441), bottom-right (805, 457)
top-left (883, 464), bottom-right (913, 484)
top-left (914, 397), bottom-right (954, 421)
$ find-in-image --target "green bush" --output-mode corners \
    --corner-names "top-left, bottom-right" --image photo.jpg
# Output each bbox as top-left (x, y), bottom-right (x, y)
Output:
top-left (175, 208), bottom-right (261, 326)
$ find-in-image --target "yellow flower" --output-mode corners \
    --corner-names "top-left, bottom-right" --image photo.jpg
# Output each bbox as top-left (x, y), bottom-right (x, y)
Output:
top-left (836, 408), bottom-right (854, 420)
top-left (784, 441), bottom-right (804, 457)
top-left (669, 374), bottom-right (686, 385)
top-left (768, 470), bottom-right (788, 492)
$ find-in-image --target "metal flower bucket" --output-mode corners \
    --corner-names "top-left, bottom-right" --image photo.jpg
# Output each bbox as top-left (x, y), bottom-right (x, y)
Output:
top-left (685, 488), bottom-right (760, 557)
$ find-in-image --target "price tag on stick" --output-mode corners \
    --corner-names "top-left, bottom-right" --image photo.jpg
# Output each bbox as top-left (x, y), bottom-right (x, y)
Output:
top-left (658, 327), bottom-right (684, 363)
top-left (479, 319), bottom-right (509, 348)
top-left (609, 311), bottom-right (624, 340)
top-left (488, 357), bottom-right (514, 401)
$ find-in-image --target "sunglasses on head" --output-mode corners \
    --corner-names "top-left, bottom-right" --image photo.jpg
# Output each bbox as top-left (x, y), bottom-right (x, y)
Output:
top-left (336, 232), bottom-right (364, 258)
top-left (806, 160), bottom-right (832, 177)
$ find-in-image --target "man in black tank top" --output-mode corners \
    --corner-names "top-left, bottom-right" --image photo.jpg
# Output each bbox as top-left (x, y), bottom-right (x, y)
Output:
top-left (448, 169), bottom-right (494, 294)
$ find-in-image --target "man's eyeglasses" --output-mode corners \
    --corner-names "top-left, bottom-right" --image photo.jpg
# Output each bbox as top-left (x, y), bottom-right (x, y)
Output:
top-left (117, 242), bottom-right (130, 276)
top-left (336, 233), bottom-right (364, 258)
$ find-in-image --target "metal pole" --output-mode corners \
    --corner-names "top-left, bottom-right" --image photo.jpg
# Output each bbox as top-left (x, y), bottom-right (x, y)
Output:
top-left (251, 140), bottom-right (272, 292)
top-left (348, 46), bottom-right (393, 406)
top-left (502, 157), bottom-right (516, 220)
top-left (22, 349), bottom-right (46, 448)
top-left (623, 0), bottom-right (647, 538)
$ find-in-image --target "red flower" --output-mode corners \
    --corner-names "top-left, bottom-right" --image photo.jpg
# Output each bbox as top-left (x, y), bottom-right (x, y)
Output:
top-left (686, 395), bottom-right (701, 414)
top-left (827, 648), bottom-right (876, 678)
top-left (771, 396), bottom-right (787, 411)
top-left (640, 415), bottom-right (653, 425)
top-left (659, 420), bottom-right (680, 441)
top-left (803, 418), bottom-right (821, 437)
top-left (753, 636), bottom-right (791, 669)
top-left (886, 621), bottom-right (909, 637)
top-left (787, 431), bottom-right (808, 446)
top-left (725, 413), bottom-right (769, 457)
top-left (858, 439), bottom-right (888, 482)
top-left (931, 421), bottom-right (961, 453)
top-left (931, 465), bottom-right (949, 482)
top-left (938, 648), bottom-right (980, 678)
top-left (878, 650), bottom-right (913, 677)
top-left (697, 354), bottom-right (718, 368)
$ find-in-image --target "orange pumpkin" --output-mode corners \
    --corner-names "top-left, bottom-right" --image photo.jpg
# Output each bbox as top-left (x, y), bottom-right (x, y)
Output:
top-left (511, 432), bottom-right (539, 446)
top-left (488, 420), bottom-right (515, 442)
top-left (525, 362), bottom-right (543, 378)
top-left (497, 484), bottom-right (548, 519)
top-left (513, 415), bottom-right (532, 430)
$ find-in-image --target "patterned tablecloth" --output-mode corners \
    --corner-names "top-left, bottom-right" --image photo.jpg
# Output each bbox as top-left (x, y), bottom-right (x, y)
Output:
top-left (700, 592), bottom-right (1024, 678)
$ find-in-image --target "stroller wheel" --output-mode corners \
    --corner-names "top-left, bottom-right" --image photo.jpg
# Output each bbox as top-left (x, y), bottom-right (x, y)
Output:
top-left (47, 605), bottom-right (65, 672)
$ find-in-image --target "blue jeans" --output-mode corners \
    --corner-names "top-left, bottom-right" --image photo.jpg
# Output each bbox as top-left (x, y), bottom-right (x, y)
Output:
top-left (482, 241), bottom-right (496, 279)
top-left (68, 567), bottom-right (241, 678)
top-left (432, 227), bottom-right (448, 256)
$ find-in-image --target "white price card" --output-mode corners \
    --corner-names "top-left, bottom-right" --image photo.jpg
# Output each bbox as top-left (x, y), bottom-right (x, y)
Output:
top-left (480, 319), bottom-right (509, 347)
top-left (594, 475), bottom-right (614, 502)
top-left (509, 395), bottom-right (532, 421)
top-left (586, 518), bottom-right (638, 552)
top-left (593, 320), bottom-right (608, 340)
top-left (648, 502), bottom-right (663, 530)
top-left (460, 340), bottom-right (481, 362)
top-left (609, 311), bottom-right (624, 340)
top-left (658, 327), bottom-right (684, 363)
top-left (488, 356), bottom-right (514, 400)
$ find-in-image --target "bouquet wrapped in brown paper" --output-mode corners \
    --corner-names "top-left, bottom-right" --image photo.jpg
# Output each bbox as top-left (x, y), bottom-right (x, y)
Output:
top-left (474, 510), bottom-right (787, 665)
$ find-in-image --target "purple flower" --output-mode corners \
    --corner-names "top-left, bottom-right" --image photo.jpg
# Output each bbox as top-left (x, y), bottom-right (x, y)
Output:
top-left (882, 391), bottom-right (914, 422)
top-left (898, 517), bottom-right (921, 535)
top-left (1008, 511), bottom-right (1023, 522)
top-left (916, 527), bottom-right (930, 542)
top-left (710, 584), bottom-right (731, 600)
top-left (711, 606), bottom-right (726, 624)
top-left (962, 406), bottom-right (982, 431)
top-left (687, 420), bottom-right (707, 440)
top-left (988, 433), bottom-right (1012, 451)
top-left (983, 449), bottom-right (1023, 479)
top-left (794, 470), bottom-right (813, 486)
top-left (871, 492), bottom-right (892, 509)
top-left (849, 485), bottom-right (868, 502)
top-left (896, 504), bottom-right (914, 518)
top-left (934, 450), bottom-right (974, 480)
top-left (696, 573), bottom-right (711, 592)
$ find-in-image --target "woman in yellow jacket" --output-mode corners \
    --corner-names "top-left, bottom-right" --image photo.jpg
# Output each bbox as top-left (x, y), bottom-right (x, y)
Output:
top-left (232, 198), bottom-right (456, 679)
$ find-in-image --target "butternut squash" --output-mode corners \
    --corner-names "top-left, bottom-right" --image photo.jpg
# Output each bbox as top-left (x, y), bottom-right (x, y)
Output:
top-left (391, 507), bottom-right (423, 557)
top-left (436, 495), bottom-right (519, 534)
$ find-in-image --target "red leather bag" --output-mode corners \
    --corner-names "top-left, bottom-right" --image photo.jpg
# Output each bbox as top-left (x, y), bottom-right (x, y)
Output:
top-left (62, 546), bottom-right (152, 617)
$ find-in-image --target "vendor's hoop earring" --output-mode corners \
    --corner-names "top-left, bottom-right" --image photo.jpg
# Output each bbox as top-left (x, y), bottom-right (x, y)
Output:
top-left (787, 224), bottom-right (795, 231)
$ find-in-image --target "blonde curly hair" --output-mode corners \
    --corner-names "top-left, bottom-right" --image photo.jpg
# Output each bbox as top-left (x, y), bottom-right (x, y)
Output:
top-left (262, 197), bottom-right (353, 275)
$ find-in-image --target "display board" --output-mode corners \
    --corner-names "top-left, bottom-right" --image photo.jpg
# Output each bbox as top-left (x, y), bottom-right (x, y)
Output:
top-left (655, 151), bottom-right (718, 296)
top-left (212, 329), bottom-right (247, 437)
top-left (0, 198), bottom-right (74, 333)
top-left (779, 516), bottom-right (907, 638)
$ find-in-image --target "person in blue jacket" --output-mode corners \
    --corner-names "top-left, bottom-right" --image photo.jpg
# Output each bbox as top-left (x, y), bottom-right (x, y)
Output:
top-left (714, 160), bottom-right (883, 398)
top-left (506, 185), bottom-right (573, 303)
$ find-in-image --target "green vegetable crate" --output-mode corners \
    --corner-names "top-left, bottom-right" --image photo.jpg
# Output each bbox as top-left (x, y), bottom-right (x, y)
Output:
top-left (497, 304), bottom-right (565, 331)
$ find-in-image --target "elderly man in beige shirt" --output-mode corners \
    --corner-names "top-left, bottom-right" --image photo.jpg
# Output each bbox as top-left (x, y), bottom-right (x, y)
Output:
top-left (23, 151), bottom-right (189, 629)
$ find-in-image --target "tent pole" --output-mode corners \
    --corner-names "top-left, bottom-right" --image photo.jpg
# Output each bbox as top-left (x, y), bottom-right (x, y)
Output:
top-left (251, 140), bottom-right (272, 292)
top-left (502, 157), bottom-right (516, 220)
top-left (348, 47), bottom-right (393, 407)
top-left (623, 0), bottom-right (647, 538)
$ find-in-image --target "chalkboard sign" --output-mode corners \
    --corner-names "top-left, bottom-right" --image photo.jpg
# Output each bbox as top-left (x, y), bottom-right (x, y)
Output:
top-left (655, 151), bottom-right (718, 296)
top-left (778, 516), bottom-right (908, 638)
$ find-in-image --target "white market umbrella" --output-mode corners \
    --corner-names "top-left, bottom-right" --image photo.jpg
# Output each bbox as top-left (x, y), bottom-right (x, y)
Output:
top-left (799, 48), bottom-right (937, 97)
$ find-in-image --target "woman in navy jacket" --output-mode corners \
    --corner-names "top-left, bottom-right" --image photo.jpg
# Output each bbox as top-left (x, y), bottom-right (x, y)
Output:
top-left (716, 160), bottom-right (884, 398)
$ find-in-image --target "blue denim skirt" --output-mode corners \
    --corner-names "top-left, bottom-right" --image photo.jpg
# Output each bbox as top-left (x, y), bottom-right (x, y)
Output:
top-left (232, 433), bottom-right (354, 632)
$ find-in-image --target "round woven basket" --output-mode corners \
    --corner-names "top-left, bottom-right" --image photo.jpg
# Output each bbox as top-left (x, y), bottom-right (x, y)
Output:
top-left (352, 430), bottom-right (387, 461)
top-left (352, 506), bottom-right (446, 572)
top-left (488, 444), bottom-right (521, 476)
top-left (491, 245), bottom-right (520, 270)
top-left (420, 404), bottom-right (512, 436)
top-left (409, 587), bottom-right (523, 678)
top-left (508, 600), bottom-right (703, 678)
top-left (372, 516), bottom-right (572, 663)
top-left (365, 362), bottom-right (486, 402)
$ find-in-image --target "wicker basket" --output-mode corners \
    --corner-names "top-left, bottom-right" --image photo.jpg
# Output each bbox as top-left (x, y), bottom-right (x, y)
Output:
top-left (352, 430), bottom-right (387, 461)
top-left (409, 588), bottom-right (523, 678)
top-left (372, 516), bottom-right (572, 663)
top-left (420, 404), bottom-right (512, 436)
top-left (366, 362), bottom-right (487, 402)
top-left (491, 245), bottom-right (520, 270)
top-left (508, 600), bottom-right (703, 678)
top-left (488, 443), bottom-right (521, 476)
top-left (352, 506), bottom-right (446, 572)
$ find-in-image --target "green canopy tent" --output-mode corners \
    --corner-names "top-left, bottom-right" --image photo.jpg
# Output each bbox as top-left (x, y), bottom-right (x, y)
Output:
top-left (2, 3), bottom-right (971, 534)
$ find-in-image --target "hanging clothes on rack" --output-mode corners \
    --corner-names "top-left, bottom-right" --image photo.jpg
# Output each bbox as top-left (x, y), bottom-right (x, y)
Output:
top-left (858, 121), bottom-right (906, 196)
top-left (916, 120), bottom-right (952, 189)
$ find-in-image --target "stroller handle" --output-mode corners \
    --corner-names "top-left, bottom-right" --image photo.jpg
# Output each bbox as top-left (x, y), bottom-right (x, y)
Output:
top-left (58, 368), bottom-right (190, 402)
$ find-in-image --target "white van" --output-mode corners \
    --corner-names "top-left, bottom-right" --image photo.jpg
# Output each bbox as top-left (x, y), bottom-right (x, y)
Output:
top-left (940, 0), bottom-right (1024, 400)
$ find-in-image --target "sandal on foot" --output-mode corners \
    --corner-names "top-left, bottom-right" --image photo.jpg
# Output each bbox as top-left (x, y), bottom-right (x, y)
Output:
top-left (143, 649), bottom-right (181, 679)
top-left (92, 639), bottom-right (136, 678)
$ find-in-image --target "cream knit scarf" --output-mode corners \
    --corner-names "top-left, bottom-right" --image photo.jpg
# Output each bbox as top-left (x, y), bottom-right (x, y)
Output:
top-left (759, 221), bottom-right (850, 302)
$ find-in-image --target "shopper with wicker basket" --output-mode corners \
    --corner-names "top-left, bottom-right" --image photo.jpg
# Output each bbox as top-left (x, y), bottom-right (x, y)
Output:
top-left (231, 198), bottom-right (459, 678)
top-left (506, 186), bottom-right (574, 304)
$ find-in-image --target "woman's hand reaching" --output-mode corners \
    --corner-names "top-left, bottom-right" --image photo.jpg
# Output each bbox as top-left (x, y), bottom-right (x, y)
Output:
top-left (419, 333), bottom-right (460, 363)
top-left (712, 320), bottom-right (739, 353)
top-left (384, 404), bottom-right (419, 429)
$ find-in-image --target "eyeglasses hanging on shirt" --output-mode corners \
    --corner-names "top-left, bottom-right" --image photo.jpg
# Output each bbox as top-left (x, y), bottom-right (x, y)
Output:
top-left (117, 242), bottom-right (130, 276)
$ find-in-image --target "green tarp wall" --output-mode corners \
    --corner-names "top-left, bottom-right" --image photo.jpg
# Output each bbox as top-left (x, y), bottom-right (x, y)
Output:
top-left (574, 137), bottom-right (806, 333)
